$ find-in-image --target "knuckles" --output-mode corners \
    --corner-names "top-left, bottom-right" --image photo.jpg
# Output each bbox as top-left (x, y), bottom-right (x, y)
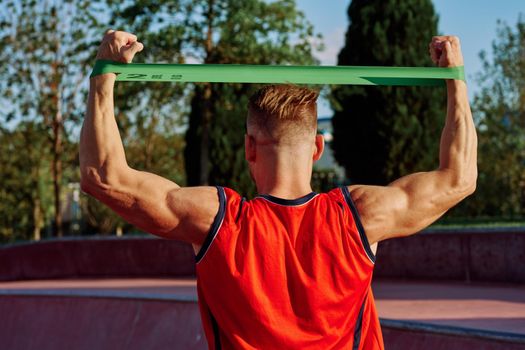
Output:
top-left (428, 35), bottom-right (463, 67)
top-left (430, 35), bottom-right (460, 47)
top-left (101, 30), bottom-right (138, 45)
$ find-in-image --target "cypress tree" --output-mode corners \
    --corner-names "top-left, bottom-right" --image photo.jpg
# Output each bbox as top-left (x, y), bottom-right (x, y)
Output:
top-left (331, 0), bottom-right (445, 185)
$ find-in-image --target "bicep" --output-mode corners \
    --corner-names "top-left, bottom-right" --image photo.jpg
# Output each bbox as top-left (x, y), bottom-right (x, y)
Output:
top-left (85, 167), bottom-right (219, 244)
top-left (350, 169), bottom-right (471, 244)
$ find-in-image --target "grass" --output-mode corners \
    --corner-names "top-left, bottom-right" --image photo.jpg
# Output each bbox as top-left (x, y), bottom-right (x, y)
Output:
top-left (431, 217), bottom-right (525, 229)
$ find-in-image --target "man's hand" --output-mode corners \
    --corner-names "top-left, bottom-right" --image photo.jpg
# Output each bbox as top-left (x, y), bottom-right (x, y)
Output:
top-left (95, 30), bottom-right (144, 63)
top-left (429, 35), bottom-right (464, 68)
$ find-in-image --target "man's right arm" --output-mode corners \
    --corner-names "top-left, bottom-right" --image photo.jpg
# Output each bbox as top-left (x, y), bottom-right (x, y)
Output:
top-left (348, 36), bottom-right (477, 245)
top-left (79, 31), bottom-right (218, 250)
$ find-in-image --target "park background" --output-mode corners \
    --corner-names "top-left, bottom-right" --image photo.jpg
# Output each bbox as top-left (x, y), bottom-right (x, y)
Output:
top-left (0, 0), bottom-right (524, 242)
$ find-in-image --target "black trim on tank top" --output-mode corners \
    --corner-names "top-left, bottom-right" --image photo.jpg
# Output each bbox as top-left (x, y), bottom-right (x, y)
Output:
top-left (195, 186), bottom-right (226, 263)
top-left (257, 192), bottom-right (317, 206)
top-left (340, 186), bottom-right (376, 263)
top-left (235, 197), bottom-right (246, 222)
top-left (352, 294), bottom-right (367, 350)
top-left (209, 309), bottom-right (222, 350)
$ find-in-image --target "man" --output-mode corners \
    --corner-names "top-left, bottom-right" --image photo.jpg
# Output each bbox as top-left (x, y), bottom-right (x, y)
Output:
top-left (80, 30), bottom-right (477, 349)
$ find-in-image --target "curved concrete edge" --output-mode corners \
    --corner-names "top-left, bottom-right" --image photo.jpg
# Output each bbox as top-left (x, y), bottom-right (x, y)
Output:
top-left (1, 294), bottom-right (207, 350)
top-left (0, 237), bottom-right (197, 281)
top-left (3, 231), bottom-right (525, 283)
top-left (375, 230), bottom-right (525, 282)
top-left (381, 318), bottom-right (525, 345)
top-left (0, 289), bottom-right (198, 303)
top-left (423, 226), bottom-right (525, 235)
top-left (1, 234), bottom-right (156, 249)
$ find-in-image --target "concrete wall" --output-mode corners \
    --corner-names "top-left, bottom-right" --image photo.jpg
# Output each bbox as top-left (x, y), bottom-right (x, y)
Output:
top-left (374, 228), bottom-right (525, 283)
top-left (1, 227), bottom-right (524, 283)
top-left (381, 319), bottom-right (525, 350)
top-left (1, 294), bottom-right (206, 350)
top-left (0, 237), bottom-right (195, 281)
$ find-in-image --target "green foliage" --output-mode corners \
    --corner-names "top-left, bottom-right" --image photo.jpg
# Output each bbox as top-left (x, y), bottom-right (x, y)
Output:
top-left (69, 1), bottom-right (191, 233)
top-left (331, 0), bottom-right (445, 185)
top-left (109, 0), bottom-right (321, 197)
top-left (185, 0), bottom-right (320, 195)
top-left (0, 0), bottom-right (101, 126)
top-left (80, 196), bottom-right (123, 235)
top-left (0, 123), bottom-right (52, 242)
top-left (311, 169), bottom-right (341, 194)
top-left (107, 0), bottom-right (193, 179)
top-left (451, 18), bottom-right (525, 218)
top-left (0, 0), bottom-right (104, 237)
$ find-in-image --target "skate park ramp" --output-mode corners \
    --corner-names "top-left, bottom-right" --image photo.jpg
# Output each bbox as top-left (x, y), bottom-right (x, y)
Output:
top-left (1, 234), bottom-right (524, 350)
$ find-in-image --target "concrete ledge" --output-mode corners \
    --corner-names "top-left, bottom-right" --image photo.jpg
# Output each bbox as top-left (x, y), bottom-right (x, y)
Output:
top-left (375, 228), bottom-right (525, 283)
top-left (0, 288), bottom-right (199, 302)
top-left (382, 318), bottom-right (525, 344)
top-left (2, 228), bottom-right (524, 282)
top-left (0, 236), bottom-right (195, 281)
top-left (381, 318), bottom-right (525, 350)
top-left (0, 294), bottom-right (206, 350)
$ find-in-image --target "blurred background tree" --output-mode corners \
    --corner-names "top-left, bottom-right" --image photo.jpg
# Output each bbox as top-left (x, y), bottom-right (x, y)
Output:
top-left (0, 123), bottom-right (51, 242)
top-left (0, 0), bottom-right (104, 237)
top-left (331, 0), bottom-right (445, 185)
top-left (202, 0), bottom-right (320, 197)
top-left (109, 0), bottom-right (321, 198)
top-left (0, 0), bottom-right (524, 242)
top-left (0, 0), bottom-right (321, 240)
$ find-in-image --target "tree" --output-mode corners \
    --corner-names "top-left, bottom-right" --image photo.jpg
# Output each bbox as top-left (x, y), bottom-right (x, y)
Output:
top-left (184, 0), bottom-right (319, 192)
top-left (331, 0), bottom-right (445, 185)
top-left (453, 18), bottom-right (525, 218)
top-left (0, 0), bottom-right (104, 237)
top-left (0, 123), bottom-right (52, 242)
top-left (80, 124), bottom-right (188, 235)
top-left (109, 0), bottom-right (320, 196)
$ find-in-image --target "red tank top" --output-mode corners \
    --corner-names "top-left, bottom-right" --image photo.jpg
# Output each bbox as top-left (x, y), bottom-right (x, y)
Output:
top-left (195, 187), bottom-right (384, 349)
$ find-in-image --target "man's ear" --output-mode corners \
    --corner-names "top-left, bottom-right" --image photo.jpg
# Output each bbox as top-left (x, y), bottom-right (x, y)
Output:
top-left (313, 134), bottom-right (325, 162)
top-left (245, 134), bottom-right (256, 162)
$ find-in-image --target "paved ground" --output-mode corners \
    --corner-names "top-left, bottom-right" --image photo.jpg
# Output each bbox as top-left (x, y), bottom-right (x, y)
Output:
top-left (1, 278), bottom-right (524, 335)
top-left (373, 280), bottom-right (525, 334)
top-left (0, 278), bottom-right (198, 300)
top-left (0, 279), bottom-right (206, 350)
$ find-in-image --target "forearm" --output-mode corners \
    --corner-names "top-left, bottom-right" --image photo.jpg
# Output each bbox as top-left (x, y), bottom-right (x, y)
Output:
top-left (438, 80), bottom-right (477, 189)
top-left (80, 74), bottom-right (129, 186)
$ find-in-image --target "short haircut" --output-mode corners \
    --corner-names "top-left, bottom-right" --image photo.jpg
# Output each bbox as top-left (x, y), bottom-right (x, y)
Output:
top-left (247, 84), bottom-right (319, 143)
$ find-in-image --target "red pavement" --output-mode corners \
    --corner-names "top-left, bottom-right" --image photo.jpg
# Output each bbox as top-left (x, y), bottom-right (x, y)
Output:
top-left (373, 280), bottom-right (525, 334)
top-left (0, 278), bottom-right (198, 300)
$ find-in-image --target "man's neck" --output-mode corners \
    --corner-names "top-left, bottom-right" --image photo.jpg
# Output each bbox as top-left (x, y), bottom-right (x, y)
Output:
top-left (258, 183), bottom-right (314, 200)
top-left (254, 154), bottom-right (314, 199)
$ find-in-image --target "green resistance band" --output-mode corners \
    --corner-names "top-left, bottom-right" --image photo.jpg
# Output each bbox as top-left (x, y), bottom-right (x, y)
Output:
top-left (91, 59), bottom-right (464, 86)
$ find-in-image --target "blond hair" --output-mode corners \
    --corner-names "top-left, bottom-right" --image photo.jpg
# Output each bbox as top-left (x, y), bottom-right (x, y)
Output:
top-left (247, 84), bottom-right (319, 142)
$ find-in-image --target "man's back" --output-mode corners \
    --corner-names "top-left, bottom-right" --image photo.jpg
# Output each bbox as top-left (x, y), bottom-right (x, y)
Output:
top-left (196, 187), bottom-right (383, 349)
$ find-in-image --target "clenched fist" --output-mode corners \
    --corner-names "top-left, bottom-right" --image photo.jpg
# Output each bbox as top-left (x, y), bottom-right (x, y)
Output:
top-left (96, 30), bottom-right (144, 63)
top-left (429, 36), bottom-right (464, 68)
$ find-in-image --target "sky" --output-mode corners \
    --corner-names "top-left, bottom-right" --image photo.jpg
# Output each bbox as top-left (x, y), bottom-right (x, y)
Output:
top-left (295, 0), bottom-right (525, 116)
